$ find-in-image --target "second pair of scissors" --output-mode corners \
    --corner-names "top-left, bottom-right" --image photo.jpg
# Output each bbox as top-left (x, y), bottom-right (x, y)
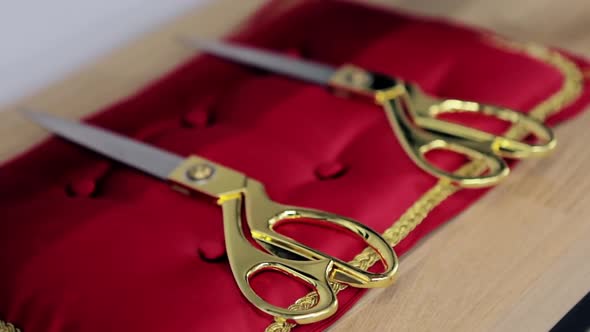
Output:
top-left (181, 38), bottom-right (556, 188)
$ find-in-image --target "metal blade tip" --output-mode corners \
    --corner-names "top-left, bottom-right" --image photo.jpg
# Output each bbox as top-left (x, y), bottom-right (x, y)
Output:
top-left (20, 109), bottom-right (52, 127)
top-left (20, 109), bottom-right (69, 131)
top-left (18, 108), bottom-right (183, 179)
top-left (19, 108), bottom-right (37, 118)
top-left (177, 36), bottom-right (207, 49)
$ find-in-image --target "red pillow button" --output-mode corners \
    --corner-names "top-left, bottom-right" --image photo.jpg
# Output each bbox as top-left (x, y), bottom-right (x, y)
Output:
top-left (198, 239), bottom-right (226, 262)
top-left (183, 108), bottom-right (211, 128)
top-left (66, 179), bottom-right (97, 197)
top-left (284, 47), bottom-right (303, 59)
top-left (315, 161), bottom-right (348, 180)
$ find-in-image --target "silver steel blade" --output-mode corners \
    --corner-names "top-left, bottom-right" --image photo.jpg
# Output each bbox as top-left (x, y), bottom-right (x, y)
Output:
top-left (180, 37), bottom-right (337, 86)
top-left (23, 111), bottom-right (183, 180)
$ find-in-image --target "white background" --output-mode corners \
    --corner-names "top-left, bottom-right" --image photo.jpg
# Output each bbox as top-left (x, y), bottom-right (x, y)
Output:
top-left (1, 0), bottom-right (587, 110)
top-left (0, 0), bottom-right (212, 108)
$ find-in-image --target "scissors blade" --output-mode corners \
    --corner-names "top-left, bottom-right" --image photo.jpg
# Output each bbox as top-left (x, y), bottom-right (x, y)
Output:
top-left (181, 38), bottom-right (337, 86)
top-left (23, 111), bottom-right (183, 180)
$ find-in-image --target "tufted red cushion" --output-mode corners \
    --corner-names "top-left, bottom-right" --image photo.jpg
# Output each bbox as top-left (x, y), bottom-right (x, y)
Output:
top-left (1, 1), bottom-right (589, 331)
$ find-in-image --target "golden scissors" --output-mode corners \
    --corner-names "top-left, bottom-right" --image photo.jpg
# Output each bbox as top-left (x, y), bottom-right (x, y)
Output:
top-left (24, 111), bottom-right (398, 324)
top-left (184, 39), bottom-right (556, 188)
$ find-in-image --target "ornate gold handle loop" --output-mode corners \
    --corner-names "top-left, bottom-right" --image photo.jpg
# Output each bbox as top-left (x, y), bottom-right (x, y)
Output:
top-left (377, 87), bottom-right (510, 188)
top-left (409, 86), bottom-right (557, 159)
top-left (220, 196), bottom-right (338, 325)
top-left (330, 65), bottom-right (556, 188)
top-left (170, 156), bottom-right (398, 324)
top-left (243, 180), bottom-right (399, 289)
top-left (218, 181), bottom-right (398, 324)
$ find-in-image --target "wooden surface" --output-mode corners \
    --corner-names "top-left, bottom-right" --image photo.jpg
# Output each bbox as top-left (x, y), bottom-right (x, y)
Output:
top-left (1, 1), bottom-right (589, 331)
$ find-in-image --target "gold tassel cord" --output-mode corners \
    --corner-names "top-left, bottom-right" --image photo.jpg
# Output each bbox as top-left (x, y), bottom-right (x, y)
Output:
top-left (265, 38), bottom-right (584, 332)
top-left (0, 320), bottom-right (20, 332)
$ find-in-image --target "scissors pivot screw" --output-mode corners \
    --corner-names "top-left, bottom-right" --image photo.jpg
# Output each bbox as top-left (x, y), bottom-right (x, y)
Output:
top-left (186, 163), bottom-right (215, 182)
top-left (344, 70), bottom-right (372, 87)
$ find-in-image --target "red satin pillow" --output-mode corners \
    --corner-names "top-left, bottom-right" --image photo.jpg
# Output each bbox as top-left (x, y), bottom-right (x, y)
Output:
top-left (1, 1), bottom-right (589, 331)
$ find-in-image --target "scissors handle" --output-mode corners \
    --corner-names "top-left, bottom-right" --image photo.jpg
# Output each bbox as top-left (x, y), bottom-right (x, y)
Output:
top-left (243, 180), bottom-right (398, 289)
top-left (330, 65), bottom-right (555, 188)
top-left (169, 156), bottom-right (398, 324)
top-left (409, 86), bottom-right (556, 159)
top-left (220, 197), bottom-right (338, 324)
top-left (223, 191), bottom-right (399, 325)
top-left (376, 88), bottom-right (511, 188)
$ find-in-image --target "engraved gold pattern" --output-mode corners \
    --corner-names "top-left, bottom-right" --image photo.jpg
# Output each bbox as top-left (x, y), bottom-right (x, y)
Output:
top-left (0, 320), bottom-right (20, 332)
top-left (265, 39), bottom-right (584, 332)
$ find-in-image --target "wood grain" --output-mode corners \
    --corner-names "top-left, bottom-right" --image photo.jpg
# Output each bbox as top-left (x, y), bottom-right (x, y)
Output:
top-left (1, 1), bottom-right (589, 331)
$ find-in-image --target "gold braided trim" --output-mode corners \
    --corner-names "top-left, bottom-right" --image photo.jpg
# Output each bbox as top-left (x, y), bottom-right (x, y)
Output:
top-left (265, 38), bottom-right (584, 332)
top-left (0, 320), bottom-right (20, 332)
